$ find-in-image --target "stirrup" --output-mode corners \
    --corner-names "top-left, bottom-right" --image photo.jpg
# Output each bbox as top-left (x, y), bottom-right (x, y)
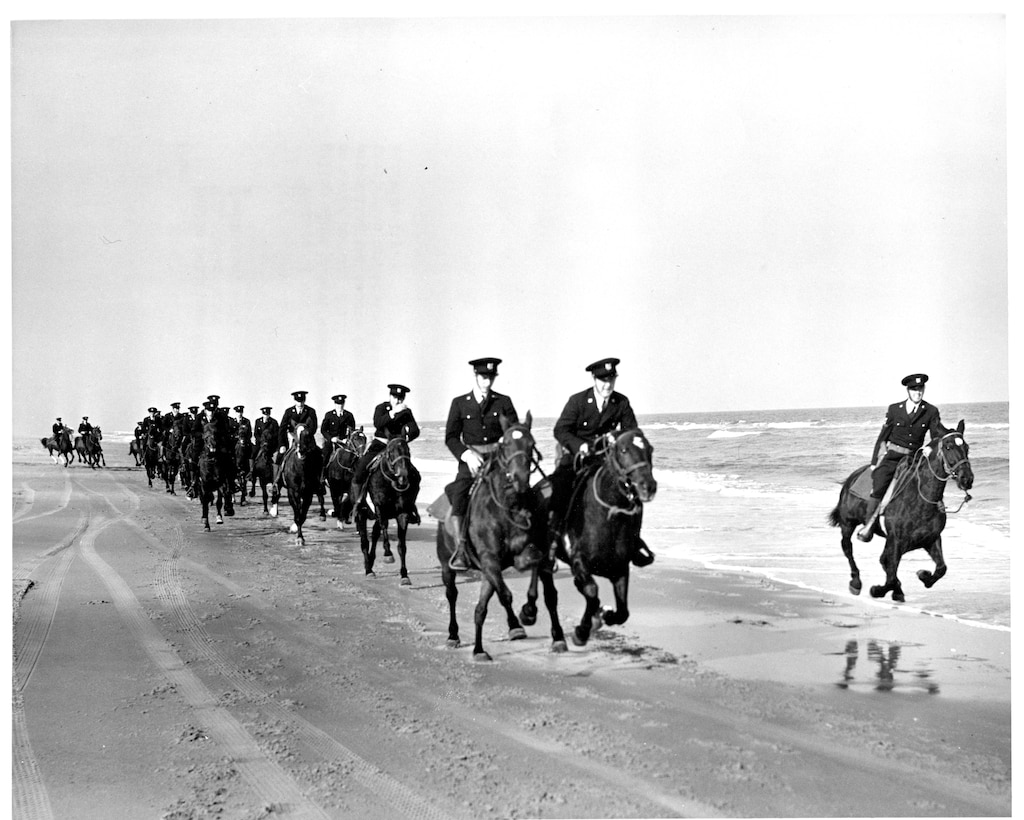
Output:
top-left (448, 548), bottom-right (471, 572)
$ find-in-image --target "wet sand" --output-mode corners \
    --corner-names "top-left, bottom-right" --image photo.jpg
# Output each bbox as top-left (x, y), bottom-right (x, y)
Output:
top-left (11, 443), bottom-right (1010, 818)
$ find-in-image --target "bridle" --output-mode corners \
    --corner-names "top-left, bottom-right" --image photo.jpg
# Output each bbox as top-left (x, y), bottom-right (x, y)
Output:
top-left (910, 431), bottom-right (972, 512)
top-left (590, 430), bottom-right (652, 519)
top-left (380, 438), bottom-right (412, 490)
top-left (477, 424), bottom-right (537, 531)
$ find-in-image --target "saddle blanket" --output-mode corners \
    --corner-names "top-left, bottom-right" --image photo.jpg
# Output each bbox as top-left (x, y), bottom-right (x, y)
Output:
top-left (426, 492), bottom-right (451, 521)
top-left (850, 465), bottom-right (874, 500)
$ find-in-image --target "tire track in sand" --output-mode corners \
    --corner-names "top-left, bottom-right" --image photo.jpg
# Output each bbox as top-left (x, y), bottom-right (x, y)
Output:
top-left (97, 470), bottom-right (457, 820)
top-left (77, 509), bottom-right (332, 819)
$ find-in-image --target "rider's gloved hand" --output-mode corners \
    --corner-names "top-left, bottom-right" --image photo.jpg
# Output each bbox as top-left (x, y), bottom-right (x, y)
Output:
top-left (331, 437), bottom-right (340, 444)
top-left (279, 446), bottom-right (287, 454)
top-left (578, 442), bottom-right (590, 457)
top-left (461, 449), bottom-right (484, 475)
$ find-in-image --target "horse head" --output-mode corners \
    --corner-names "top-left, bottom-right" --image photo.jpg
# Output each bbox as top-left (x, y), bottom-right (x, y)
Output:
top-left (293, 422), bottom-right (316, 458)
top-left (93, 427), bottom-right (103, 441)
top-left (382, 436), bottom-right (411, 491)
top-left (605, 429), bottom-right (658, 503)
top-left (498, 411), bottom-right (536, 494)
top-left (347, 427), bottom-right (368, 457)
top-left (202, 421), bottom-right (218, 454)
top-left (936, 420), bottom-right (973, 492)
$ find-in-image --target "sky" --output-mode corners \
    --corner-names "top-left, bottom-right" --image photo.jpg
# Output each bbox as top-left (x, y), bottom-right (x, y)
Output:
top-left (7, 6), bottom-right (1012, 436)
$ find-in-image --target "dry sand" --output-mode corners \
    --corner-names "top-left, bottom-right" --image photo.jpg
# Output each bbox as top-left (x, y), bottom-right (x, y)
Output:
top-left (11, 444), bottom-right (1010, 818)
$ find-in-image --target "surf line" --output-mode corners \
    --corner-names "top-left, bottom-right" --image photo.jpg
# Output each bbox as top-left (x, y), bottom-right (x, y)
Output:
top-left (77, 514), bottom-right (333, 820)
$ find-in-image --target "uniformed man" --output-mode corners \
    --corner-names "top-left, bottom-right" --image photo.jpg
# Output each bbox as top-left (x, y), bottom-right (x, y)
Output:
top-left (52, 418), bottom-right (65, 438)
top-left (444, 357), bottom-right (538, 571)
top-left (549, 358), bottom-right (654, 566)
top-left (350, 383), bottom-right (421, 524)
top-left (133, 420), bottom-right (145, 442)
top-left (78, 416), bottom-right (94, 437)
top-left (254, 406), bottom-right (278, 451)
top-left (857, 374), bottom-right (948, 541)
top-left (192, 396), bottom-right (235, 515)
top-left (271, 391), bottom-right (319, 492)
top-left (320, 394), bottom-right (356, 477)
top-left (233, 405), bottom-right (253, 448)
top-left (163, 403), bottom-right (187, 438)
top-left (141, 407), bottom-right (163, 441)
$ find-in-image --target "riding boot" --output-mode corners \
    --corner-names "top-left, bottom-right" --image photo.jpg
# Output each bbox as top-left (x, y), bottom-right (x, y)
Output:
top-left (448, 515), bottom-right (471, 572)
top-left (857, 497), bottom-right (881, 542)
top-left (631, 536), bottom-right (655, 567)
top-left (350, 478), bottom-right (375, 520)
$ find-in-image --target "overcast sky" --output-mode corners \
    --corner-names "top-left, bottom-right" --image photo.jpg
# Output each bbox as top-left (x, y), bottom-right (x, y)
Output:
top-left (9, 8), bottom-right (1010, 435)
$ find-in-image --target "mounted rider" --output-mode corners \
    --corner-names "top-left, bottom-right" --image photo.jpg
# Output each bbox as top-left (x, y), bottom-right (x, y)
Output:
top-left (193, 395), bottom-right (236, 516)
top-left (857, 373), bottom-right (949, 542)
top-left (272, 391), bottom-right (318, 492)
top-left (52, 418), bottom-right (69, 440)
top-left (320, 394), bottom-right (356, 480)
top-left (349, 384), bottom-right (422, 524)
top-left (140, 407), bottom-right (164, 442)
top-left (254, 406), bottom-right (279, 453)
top-left (444, 357), bottom-right (540, 572)
top-left (78, 416), bottom-right (94, 438)
top-left (232, 405), bottom-right (253, 449)
top-left (548, 358), bottom-right (654, 567)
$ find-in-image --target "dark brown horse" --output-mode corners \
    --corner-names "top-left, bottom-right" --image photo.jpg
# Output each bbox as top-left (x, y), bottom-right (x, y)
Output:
top-left (90, 427), bottom-right (105, 467)
top-left (436, 413), bottom-right (560, 660)
top-left (326, 428), bottom-right (367, 530)
top-left (143, 429), bottom-right (163, 488)
top-left (249, 426), bottom-right (276, 515)
top-left (197, 421), bottom-right (224, 530)
top-left (528, 429), bottom-right (658, 648)
top-left (73, 432), bottom-right (99, 469)
top-left (829, 421), bottom-right (974, 602)
top-left (162, 427), bottom-right (183, 495)
top-left (129, 437), bottom-right (144, 467)
top-left (355, 436), bottom-right (416, 583)
top-left (273, 422), bottom-right (324, 546)
top-left (41, 429), bottom-right (74, 467)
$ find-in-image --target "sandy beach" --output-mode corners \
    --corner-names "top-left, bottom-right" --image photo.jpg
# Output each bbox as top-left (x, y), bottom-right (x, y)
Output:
top-left (12, 444), bottom-right (1010, 818)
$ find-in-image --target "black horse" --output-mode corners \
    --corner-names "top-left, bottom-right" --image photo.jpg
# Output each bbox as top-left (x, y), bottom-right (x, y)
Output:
top-left (436, 413), bottom-right (563, 661)
top-left (355, 436), bottom-right (416, 583)
top-left (326, 428), bottom-right (367, 530)
top-left (41, 429), bottom-right (74, 467)
top-left (90, 427), bottom-right (106, 467)
top-left (197, 421), bottom-right (224, 530)
top-left (829, 421), bottom-right (974, 602)
top-left (528, 429), bottom-right (658, 647)
top-left (273, 422), bottom-right (324, 546)
top-left (162, 427), bottom-right (183, 495)
top-left (143, 429), bottom-right (163, 489)
top-left (249, 426), bottom-right (276, 515)
top-left (234, 434), bottom-right (253, 507)
top-left (73, 432), bottom-right (99, 469)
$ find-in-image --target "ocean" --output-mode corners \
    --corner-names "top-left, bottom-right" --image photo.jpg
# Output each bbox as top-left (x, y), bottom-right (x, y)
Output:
top-left (24, 401), bottom-right (1008, 630)
top-left (407, 401), bottom-right (1010, 631)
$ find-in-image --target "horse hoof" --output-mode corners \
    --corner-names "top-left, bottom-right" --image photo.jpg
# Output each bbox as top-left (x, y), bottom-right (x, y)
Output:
top-left (551, 641), bottom-right (568, 654)
top-left (869, 585), bottom-right (886, 598)
top-left (248, 491), bottom-right (255, 498)
top-left (446, 638), bottom-right (461, 649)
top-left (203, 522), bottom-right (210, 531)
top-left (509, 627), bottom-right (527, 641)
top-left (225, 509), bottom-right (235, 517)
top-left (473, 651), bottom-right (493, 662)
top-left (365, 571), bottom-right (376, 578)
top-left (383, 555), bottom-right (395, 564)
top-left (849, 581), bottom-right (862, 596)
top-left (289, 523), bottom-right (299, 533)
top-left (519, 608), bottom-right (537, 627)
top-left (297, 537), bottom-right (305, 547)
top-left (269, 505), bottom-right (278, 517)
top-left (893, 592), bottom-right (905, 603)
top-left (319, 514), bottom-right (326, 521)
top-left (400, 577), bottom-right (412, 587)
top-left (571, 628), bottom-right (588, 647)
top-left (336, 521), bottom-right (345, 531)
top-left (216, 515), bottom-right (224, 525)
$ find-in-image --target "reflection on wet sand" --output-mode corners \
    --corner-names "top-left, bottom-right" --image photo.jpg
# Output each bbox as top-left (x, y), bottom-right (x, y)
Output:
top-left (836, 640), bottom-right (939, 694)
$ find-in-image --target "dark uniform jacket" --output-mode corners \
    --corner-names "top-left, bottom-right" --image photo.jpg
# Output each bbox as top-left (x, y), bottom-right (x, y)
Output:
top-left (52, 422), bottom-right (65, 437)
top-left (163, 412), bottom-right (187, 438)
top-left (78, 421), bottom-right (93, 436)
top-left (554, 388), bottom-right (638, 456)
top-left (871, 400), bottom-right (946, 464)
top-left (279, 405), bottom-right (319, 448)
top-left (254, 416), bottom-right (279, 450)
top-left (235, 416), bottom-right (253, 445)
top-left (193, 408), bottom-right (231, 450)
top-left (321, 409), bottom-right (356, 443)
top-left (445, 391), bottom-right (518, 459)
top-left (141, 415), bottom-right (164, 441)
top-left (372, 402), bottom-right (419, 443)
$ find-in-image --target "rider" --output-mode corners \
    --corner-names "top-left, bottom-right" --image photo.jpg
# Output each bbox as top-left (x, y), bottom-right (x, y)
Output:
top-left (194, 396), bottom-right (236, 516)
top-left (444, 357), bottom-right (540, 572)
top-left (254, 406), bottom-right (278, 452)
top-left (857, 373), bottom-right (948, 542)
top-left (549, 358), bottom-right (654, 567)
top-left (272, 391), bottom-right (319, 490)
top-left (349, 384), bottom-right (422, 524)
top-left (320, 394), bottom-right (356, 480)
top-left (52, 418), bottom-right (66, 438)
top-left (233, 405), bottom-right (252, 448)
top-left (162, 403), bottom-right (185, 435)
top-left (140, 407), bottom-right (163, 441)
top-left (78, 416), bottom-right (94, 438)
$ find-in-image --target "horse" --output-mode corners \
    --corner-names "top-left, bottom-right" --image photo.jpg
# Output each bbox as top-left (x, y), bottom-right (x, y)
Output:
top-left (271, 422), bottom-right (324, 546)
top-left (162, 427), bottom-right (183, 495)
top-left (197, 421), bottom-right (224, 530)
top-left (41, 429), bottom-right (74, 467)
top-left (90, 427), bottom-right (106, 467)
top-left (234, 434), bottom-right (253, 507)
top-left (527, 429), bottom-right (658, 648)
top-left (326, 428), bottom-right (367, 530)
top-left (435, 413), bottom-right (563, 661)
top-left (129, 437), bottom-right (144, 467)
top-left (828, 421), bottom-right (974, 603)
top-left (180, 438), bottom-right (197, 498)
top-left (354, 436), bottom-right (417, 583)
top-left (73, 433), bottom-right (98, 468)
top-left (143, 429), bottom-right (163, 488)
top-left (250, 426), bottom-right (277, 515)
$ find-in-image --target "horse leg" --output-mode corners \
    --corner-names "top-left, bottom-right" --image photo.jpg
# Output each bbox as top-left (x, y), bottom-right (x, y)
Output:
top-left (918, 536), bottom-right (947, 589)
top-left (396, 517), bottom-right (411, 586)
top-left (317, 486), bottom-right (327, 521)
top-left (518, 568), bottom-right (541, 626)
top-left (871, 535), bottom-right (905, 602)
top-left (437, 527), bottom-right (461, 647)
top-left (538, 566), bottom-right (568, 652)
top-left (357, 509), bottom-right (376, 578)
top-left (381, 519), bottom-right (395, 563)
top-left (840, 523), bottom-right (862, 595)
top-left (571, 561), bottom-right (603, 647)
top-left (215, 489), bottom-right (224, 525)
top-left (473, 580), bottom-right (498, 661)
top-left (602, 572), bottom-right (631, 627)
top-left (201, 489), bottom-right (211, 531)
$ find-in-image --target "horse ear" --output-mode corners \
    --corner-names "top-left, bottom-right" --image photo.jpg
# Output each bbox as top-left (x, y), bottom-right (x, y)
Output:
top-left (957, 419), bottom-right (965, 434)
top-left (525, 410), bottom-right (532, 429)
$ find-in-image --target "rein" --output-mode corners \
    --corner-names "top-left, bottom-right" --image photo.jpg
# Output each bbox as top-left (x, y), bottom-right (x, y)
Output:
top-left (905, 432), bottom-right (972, 513)
top-left (379, 440), bottom-right (411, 491)
top-left (590, 431), bottom-right (649, 520)
top-left (475, 427), bottom-right (536, 532)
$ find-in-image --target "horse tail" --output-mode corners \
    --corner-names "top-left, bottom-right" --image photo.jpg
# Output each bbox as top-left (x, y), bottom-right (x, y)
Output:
top-left (827, 505), bottom-right (842, 528)
top-left (40, 437), bottom-right (49, 447)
